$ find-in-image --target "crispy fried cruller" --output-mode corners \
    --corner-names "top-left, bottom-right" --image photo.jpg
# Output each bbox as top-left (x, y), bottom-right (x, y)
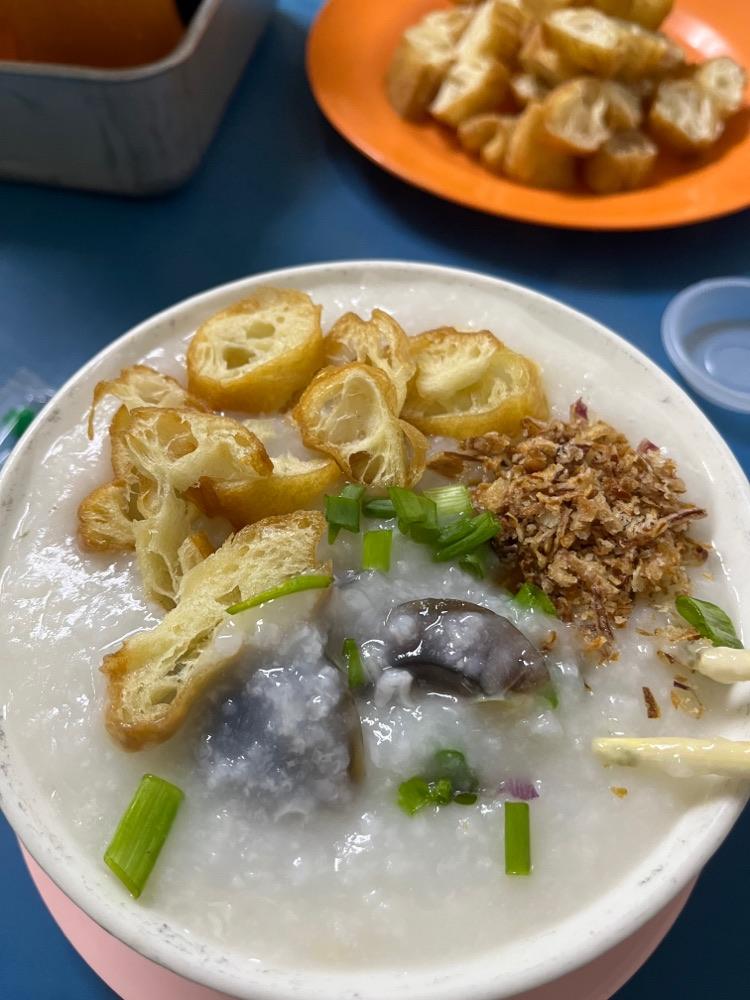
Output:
top-left (387, 0), bottom-right (747, 193)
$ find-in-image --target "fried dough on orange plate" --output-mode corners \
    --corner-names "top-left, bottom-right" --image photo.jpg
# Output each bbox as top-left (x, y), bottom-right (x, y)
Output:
top-left (430, 55), bottom-right (510, 127)
top-left (386, 9), bottom-right (471, 119)
top-left (583, 129), bottom-right (658, 192)
top-left (694, 57), bottom-right (747, 118)
top-left (504, 102), bottom-right (577, 189)
top-left (649, 78), bottom-right (724, 153)
top-left (542, 77), bottom-right (611, 154)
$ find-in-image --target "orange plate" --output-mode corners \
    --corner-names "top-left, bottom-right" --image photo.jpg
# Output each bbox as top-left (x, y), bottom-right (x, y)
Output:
top-left (307, 0), bottom-right (750, 230)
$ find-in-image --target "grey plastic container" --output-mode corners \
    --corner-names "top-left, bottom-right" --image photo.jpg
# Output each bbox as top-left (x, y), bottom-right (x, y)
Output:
top-left (0, 0), bottom-right (275, 195)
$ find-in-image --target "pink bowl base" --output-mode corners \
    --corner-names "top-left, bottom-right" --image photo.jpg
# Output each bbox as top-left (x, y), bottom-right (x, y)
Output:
top-left (22, 844), bottom-right (695, 1000)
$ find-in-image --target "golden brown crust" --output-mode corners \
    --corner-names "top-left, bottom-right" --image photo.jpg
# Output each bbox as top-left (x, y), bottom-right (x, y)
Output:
top-left (430, 55), bottom-right (510, 127)
top-left (88, 364), bottom-right (207, 440)
top-left (386, 8), bottom-right (471, 119)
top-left (694, 57), bottom-right (747, 118)
top-left (583, 129), bottom-right (657, 193)
top-left (457, 112), bottom-right (507, 153)
top-left (186, 287), bottom-right (324, 413)
top-left (293, 363), bottom-right (426, 488)
top-left (456, 0), bottom-right (531, 63)
top-left (110, 406), bottom-right (273, 518)
top-left (519, 23), bottom-right (578, 87)
top-left (209, 454), bottom-right (342, 528)
top-left (542, 8), bottom-right (625, 77)
top-left (324, 309), bottom-right (416, 413)
top-left (403, 327), bottom-right (549, 438)
top-left (542, 78), bottom-right (611, 155)
top-left (77, 481), bottom-right (135, 552)
top-left (504, 102), bottom-right (577, 190)
top-left (649, 78), bottom-right (723, 153)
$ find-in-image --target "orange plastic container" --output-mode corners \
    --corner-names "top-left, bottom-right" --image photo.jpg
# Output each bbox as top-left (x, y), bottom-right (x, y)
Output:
top-left (0, 0), bottom-right (185, 69)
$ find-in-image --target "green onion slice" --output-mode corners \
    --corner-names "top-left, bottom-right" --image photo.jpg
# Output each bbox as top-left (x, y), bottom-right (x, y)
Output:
top-left (505, 801), bottom-right (531, 876)
top-left (403, 496), bottom-right (439, 543)
top-left (326, 483), bottom-right (365, 542)
top-left (398, 749), bottom-right (481, 815)
top-left (434, 513), bottom-right (473, 548)
top-left (325, 495), bottom-right (360, 543)
top-left (227, 573), bottom-right (333, 615)
top-left (388, 487), bottom-right (425, 526)
top-left (675, 595), bottom-right (743, 649)
top-left (424, 484), bottom-right (473, 521)
top-left (343, 637), bottom-right (367, 689)
top-left (362, 497), bottom-right (397, 519)
top-left (104, 774), bottom-right (184, 898)
top-left (515, 582), bottom-right (557, 617)
top-left (362, 529), bottom-right (392, 572)
top-left (540, 684), bottom-right (559, 710)
top-left (430, 777), bottom-right (454, 805)
top-left (459, 548), bottom-right (487, 580)
top-left (398, 776), bottom-right (432, 815)
top-left (433, 512), bottom-right (500, 562)
top-left (428, 748), bottom-right (478, 795)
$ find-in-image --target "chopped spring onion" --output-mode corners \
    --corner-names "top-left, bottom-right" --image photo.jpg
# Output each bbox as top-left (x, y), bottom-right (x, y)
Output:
top-left (398, 776), bottom-right (432, 815)
top-left (428, 748), bottom-right (478, 796)
top-left (675, 595), bottom-right (743, 650)
top-left (424, 484), bottom-right (473, 522)
top-left (326, 483), bottom-right (365, 542)
top-left (398, 749), bottom-right (479, 815)
top-left (433, 512), bottom-right (500, 562)
top-left (341, 483), bottom-right (366, 501)
top-left (227, 573), bottom-right (333, 615)
top-left (459, 547), bottom-right (487, 580)
top-left (504, 801), bottom-right (531, 876)
top-left (397, 776), bottom-right (463, 815)
top-left (540, 684), bottom-right (559, 710)
top-left (104, 774), bottom-right (184, 898)
top-left (434, 513), bottom-right (473, 548)
top-left (326, 496), bottom-right (360, 541)
top-left (405, 496), bottom-right (440, 543)
top-left (362, 529), bottom-right (392, 572)
top-left (430, 778), bottom-right (454, 805)
top-left (515, 582), bottom-right (557, 617)
top-left (388, 487), bottom-right (427, 528)
top-left (362, 497), bottom-right (396, 519)
top-left (454, 792), bottom-right (479, 805)
top-left (343, 637), bottom-right (366, 690)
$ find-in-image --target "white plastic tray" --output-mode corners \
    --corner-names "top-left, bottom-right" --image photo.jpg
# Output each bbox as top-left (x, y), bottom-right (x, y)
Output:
top-left (0, 0), bottom-right (275, 195)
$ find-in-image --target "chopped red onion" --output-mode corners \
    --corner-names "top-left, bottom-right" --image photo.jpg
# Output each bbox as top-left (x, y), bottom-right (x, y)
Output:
top-left (571, 398), bottom-right (589, 421)
top-left (637, 438), bottom-right (659, 454)
top-left (499, 778), bottom-right (539, 801)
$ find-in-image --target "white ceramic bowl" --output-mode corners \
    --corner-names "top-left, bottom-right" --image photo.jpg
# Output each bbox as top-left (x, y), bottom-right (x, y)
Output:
top-left (0, 261), bottom-right (748, 1000)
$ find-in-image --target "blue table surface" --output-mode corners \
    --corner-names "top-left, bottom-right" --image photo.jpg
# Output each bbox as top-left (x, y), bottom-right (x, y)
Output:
top-left (1, 2), bottom-right (748, 997)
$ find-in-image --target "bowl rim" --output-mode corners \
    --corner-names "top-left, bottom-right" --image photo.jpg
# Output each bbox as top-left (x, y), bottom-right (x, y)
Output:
top-left (0, 0), bottom-right (222, 82)
top-left (0, 259), bottom-right (748, 1000)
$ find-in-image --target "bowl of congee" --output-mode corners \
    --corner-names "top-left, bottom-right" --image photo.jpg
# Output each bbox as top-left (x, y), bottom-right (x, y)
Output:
top-left (0, 261), bottom-right (748, 1000)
